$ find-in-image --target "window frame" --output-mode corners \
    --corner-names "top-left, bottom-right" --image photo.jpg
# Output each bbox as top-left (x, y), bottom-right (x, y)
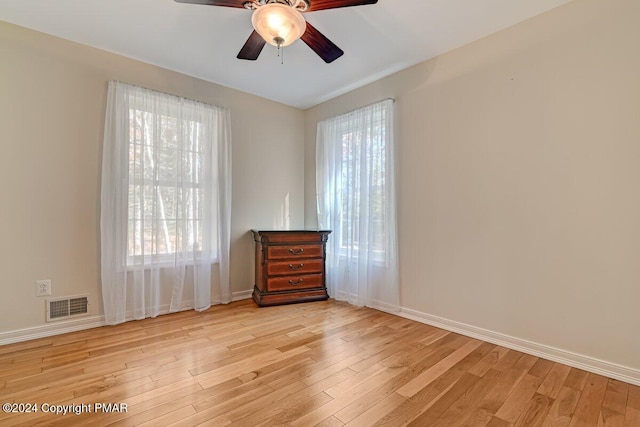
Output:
top-left (123, 97), bottom-right (219, 269)
top-left (333, 111), bottom-right (389, 262)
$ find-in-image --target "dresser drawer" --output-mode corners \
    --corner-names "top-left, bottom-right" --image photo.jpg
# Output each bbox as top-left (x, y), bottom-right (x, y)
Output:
top-left (267, 259), bottom-right (323, 276)
top-left (267, 244), bottom-right (323, 260)
top-left (267, 274), bottom-right (323, 292)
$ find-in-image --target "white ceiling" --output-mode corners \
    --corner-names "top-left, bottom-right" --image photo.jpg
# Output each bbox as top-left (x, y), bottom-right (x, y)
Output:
top-left (0, 0), bottom-right (571, 109)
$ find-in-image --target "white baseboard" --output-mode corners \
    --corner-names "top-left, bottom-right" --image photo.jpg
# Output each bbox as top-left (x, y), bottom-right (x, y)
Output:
top-left (230, 289), bottom-right (253, 302)
top-left (397, 307), bottom-right (640, 387)
top-left (0, 290), bottom-right (254, 347)
top-left (332, 293), bottom-right (402, 315)
top-left (0, 315), bottom-right (106, 346)
top-left (368, 299), bottom-right (401, 315)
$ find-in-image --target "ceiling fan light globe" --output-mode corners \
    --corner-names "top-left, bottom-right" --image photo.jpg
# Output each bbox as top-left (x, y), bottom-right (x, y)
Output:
top-left (251, 3), bottom-right (306, 47)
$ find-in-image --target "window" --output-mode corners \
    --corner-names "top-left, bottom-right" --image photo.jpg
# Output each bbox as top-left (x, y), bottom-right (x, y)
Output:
top-left (126, 105), bottom-right (218, 265)
top-left (338, 112), bottom-right (388, 256)
top-left (101, 81), bottom-right (232, 324)
top-left (316, 99), bottom-right (399, 309)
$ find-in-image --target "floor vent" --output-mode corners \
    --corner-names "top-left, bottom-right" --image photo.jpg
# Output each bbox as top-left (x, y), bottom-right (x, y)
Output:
top-left (46, 295), bottom-right (89, 322)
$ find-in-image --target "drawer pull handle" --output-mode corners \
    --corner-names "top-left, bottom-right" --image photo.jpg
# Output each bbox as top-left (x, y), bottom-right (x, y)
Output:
top-left (289, 248), bottom-right (304, 255)
top-left (288, 279), bottom-right (304, 285)
top-left (289, 263), bottom-right (304, 270)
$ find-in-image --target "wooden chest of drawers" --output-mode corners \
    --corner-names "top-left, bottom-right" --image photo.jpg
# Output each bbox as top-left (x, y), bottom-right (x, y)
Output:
top-left (251, 230), bottom-right (331, 306)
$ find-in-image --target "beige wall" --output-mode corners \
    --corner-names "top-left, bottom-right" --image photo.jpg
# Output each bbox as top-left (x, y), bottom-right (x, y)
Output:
top-left (305, 0), bottom-right (640, 371)
top-left (0, 21), bottom-right (304, 333)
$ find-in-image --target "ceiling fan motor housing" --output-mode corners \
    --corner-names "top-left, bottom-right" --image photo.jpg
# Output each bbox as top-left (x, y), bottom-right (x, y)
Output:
top-left (244, 0), bottom-right (310, 12)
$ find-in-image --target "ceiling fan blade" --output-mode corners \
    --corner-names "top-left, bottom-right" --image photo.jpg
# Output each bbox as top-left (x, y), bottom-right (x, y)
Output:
top-left (237, 30), bottom-right (266, 60)
top-left (307, 0), bottom-right (378, 12)
top-left (173, 0), bottom-right (246, 8)
top-left (301, 22), bottom-right (344, 63)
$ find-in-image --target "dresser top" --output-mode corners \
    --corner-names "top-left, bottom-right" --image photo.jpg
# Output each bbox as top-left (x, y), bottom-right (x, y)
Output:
top-left (251, 230), bottom-right (331, 243)
top-left (251, 230), bottom-right (331, 234)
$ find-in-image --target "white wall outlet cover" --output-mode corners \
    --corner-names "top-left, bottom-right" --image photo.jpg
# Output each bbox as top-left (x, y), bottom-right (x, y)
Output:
top-left (35, 280), bottom-right (52, 297)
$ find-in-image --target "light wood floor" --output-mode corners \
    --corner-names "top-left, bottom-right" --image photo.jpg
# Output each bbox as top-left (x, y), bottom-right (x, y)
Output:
top-left (0, 300), bottom-right (638, 426)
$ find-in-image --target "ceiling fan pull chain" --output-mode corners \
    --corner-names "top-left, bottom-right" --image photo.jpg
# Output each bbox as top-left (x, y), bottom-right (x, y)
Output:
top-left (274, 36), bottom-right (285, 64)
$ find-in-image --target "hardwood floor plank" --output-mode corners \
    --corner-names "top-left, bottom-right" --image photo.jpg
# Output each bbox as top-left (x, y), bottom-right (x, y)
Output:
top-left (196, 347), bottom-right (310, 389)
top-left (301, 354), bottom-right (363, 386)
top-left (373, 342), bottom-right (496, 426)
top-left (0, 367), bottom-right (44, 386)
top-left (570, 373), bottom-right (609, 426)
top-left (396, 339), bottom-right (482, 397)
top-left (137, 404), bottom-right (197, 426)
top-left (473, 355), bottom-right (538, 416)
top-left (419, 328), bottom-right (452, 346)
top-left (468, 346), bottom-right (509, 377)
top-left (379, 336), bottom-right (457, 370)
top-left (342, 392), bottom-right (406, 426)
top-left (624, 407), bottom-right (640, 427)
top-left (513, 392), bottom-right (553, 426)
top-left (407, 372), bottom-right (481, 426)
top-left (171, 385), bottom-right (274, 425)
top-left (201, 380), bottom-right (309, 425)
top-left (537, 363), bottom-right (572, 399)
top-left (598, 407), bottom-right (626, 427)
top-left (626, 384), bottom-right (640, 410)
top-left (86, 382), bottom-right (205, 426)
top-left (234, 367), bottom-right (363, 426)
top-left (458, 407), bottom-right (495, 427)
top-left (428, 369), bottom-right (503, 427)
top-left (601, 379), bottom-right (628, 415)
top-left (290, 365), bottom-right (407, 426)
top-left (324, 363), bottom-right (387, 398)
top-left (529, 358), bottom-right (554, 378)
top-left (314, 415), bottom-right (345, 427)
top-left (565, 368), bottom-right (590, 391)
top-left (349, 326), bottom-right (437, 373)
top-left (493, 350), bottom-right (524, 373)
top-left (0, 338), bottom-right (52, 356)
top-left (372, 382), bottom-right (457, 426)
top-left (494, 373), bottom-right (544, 423)
top-left (107, 397), bottom-right (201, 426)
top-left (543, 385), bottom-right (582, 427)
top-left (332, 348), bottom-right (456, 424)
top-left (258, 392), bottom-right (334, 426)
top-left (486, 416), bottom-right (512, 427)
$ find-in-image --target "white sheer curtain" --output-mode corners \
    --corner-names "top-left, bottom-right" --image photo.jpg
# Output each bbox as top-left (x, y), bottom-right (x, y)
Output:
top-left (316, 99), bottom-right (399, 311)
top-left (101, 81), bottom-right (232, 325)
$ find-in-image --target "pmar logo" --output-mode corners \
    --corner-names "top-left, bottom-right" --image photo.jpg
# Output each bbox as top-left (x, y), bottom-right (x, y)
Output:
top-left (94, 403), bottom-right (128, 413)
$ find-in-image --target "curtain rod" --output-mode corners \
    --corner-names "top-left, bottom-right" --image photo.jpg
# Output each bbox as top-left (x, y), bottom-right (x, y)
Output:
top-left (110, 80), bottom-right (226, 109)
top-left (328, 97), bottom-right (396, 119)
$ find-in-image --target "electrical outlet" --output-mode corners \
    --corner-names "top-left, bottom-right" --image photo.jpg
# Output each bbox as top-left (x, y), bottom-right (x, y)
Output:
top-left (35, 280), bottom-right (52, 297)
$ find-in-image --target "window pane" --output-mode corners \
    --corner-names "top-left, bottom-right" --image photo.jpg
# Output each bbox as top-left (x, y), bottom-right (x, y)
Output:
top-left (156, 147), bottom-right (178, 182)
top-left (125, 102), bottom-right (216, 264)
top-left (128, 220), bottom-right (141, 257)
top-left (158, 186), bottom-right (177, 221)
top-left (337, 113), bottom-right (387, 255)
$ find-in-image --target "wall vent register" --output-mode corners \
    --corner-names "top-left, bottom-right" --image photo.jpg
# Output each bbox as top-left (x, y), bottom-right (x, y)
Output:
top-left (46, 295), bottom-right (89, 322)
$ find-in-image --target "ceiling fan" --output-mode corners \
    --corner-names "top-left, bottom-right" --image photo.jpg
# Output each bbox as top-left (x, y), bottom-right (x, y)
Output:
top-left (174, 0), bottom-right (379, 63)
